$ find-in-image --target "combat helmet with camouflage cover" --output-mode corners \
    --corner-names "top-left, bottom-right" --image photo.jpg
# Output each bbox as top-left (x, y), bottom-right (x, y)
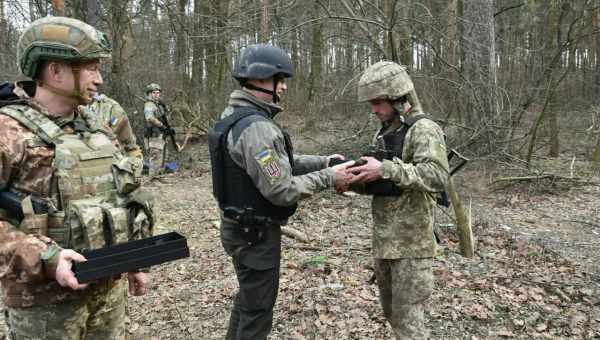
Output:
top-left (17, 16), bottom-right (111, 79)
top-left (358, 61), bottom-right (422, 113)
top-left (146, 83), bottom-right (161, 94)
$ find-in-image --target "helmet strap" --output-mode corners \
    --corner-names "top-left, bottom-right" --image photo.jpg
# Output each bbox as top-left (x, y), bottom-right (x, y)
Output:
top-left (36, 64), bottom-right (86, 104)
top-left (243, 82), bottom-right (278, 103)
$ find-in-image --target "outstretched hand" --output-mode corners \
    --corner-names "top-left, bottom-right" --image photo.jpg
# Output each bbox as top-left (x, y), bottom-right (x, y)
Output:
top-left (349, 156), bottom-right (382, 183)
top-left (326, 154), bottom-right (345, 167)
top-left (331, 160), bottom-right (356, 192)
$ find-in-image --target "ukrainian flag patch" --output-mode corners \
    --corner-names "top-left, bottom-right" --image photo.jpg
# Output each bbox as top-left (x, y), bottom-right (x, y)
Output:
top-left (255, 148), bottom-right (281, 179)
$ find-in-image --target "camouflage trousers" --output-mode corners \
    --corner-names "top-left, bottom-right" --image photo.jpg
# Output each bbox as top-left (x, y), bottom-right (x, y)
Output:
top-left (4, 279), bottom-right (129, 340)
top-left (374, 258), bottom-right (434, 340)
top-left (146, 136), bottom-right (165, 177)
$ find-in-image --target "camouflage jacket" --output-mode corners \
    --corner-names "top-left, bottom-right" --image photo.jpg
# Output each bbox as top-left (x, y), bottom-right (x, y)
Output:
top-left (222, 90), bottom-right (334, 209)
top-left (88, 94), bottom-right (143, 161)
top-left (370, 112), bottom-right (449, 259)
top-left (0, 93), bottom-right (145, 307)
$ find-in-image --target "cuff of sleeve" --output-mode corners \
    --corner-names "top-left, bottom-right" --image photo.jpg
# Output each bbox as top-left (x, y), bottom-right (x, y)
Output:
top-left (324, 167), bottom-right (335, 187)
top-left (380, 159), bottom-right (397, 179)
top-left (41, 244), bottom-right (62, 279)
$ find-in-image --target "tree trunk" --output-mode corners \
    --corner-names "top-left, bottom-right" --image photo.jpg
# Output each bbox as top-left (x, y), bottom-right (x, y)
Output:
top-left (191, 0), bottom-right (205, 102)
top-left (594, 8), bottom-right (600, 104)
top-left (383, 0), bottom-right (399, 63)
top-left (461, 0), bottom-right (497, 128)
top-left (308, 1), bottom-right (323, 101)
top-left (260, 0), bottom-right (268, 43)
top-left (547, 1), bottom-right (560, 157)
top-left (174, 0), bottom-right (189, 77)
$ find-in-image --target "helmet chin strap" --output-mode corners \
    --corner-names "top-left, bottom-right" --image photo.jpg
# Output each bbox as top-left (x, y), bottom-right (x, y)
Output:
top-left (243, 80), bottom-right (280, 104)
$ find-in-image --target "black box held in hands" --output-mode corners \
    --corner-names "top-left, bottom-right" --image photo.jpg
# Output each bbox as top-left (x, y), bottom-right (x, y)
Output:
top-left (72, 232), bottom-right (190, 283)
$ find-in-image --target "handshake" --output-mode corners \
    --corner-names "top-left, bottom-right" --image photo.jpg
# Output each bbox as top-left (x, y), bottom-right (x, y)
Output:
top-left (326, 154), bottom-right (383, 192)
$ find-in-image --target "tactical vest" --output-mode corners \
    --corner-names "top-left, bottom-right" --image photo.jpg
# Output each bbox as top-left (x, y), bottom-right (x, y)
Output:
top-left (365, 115), bottom-right (426, 196)
top-left (144, 100), bottom-right (167, 138)
top-left (0, 104), bottom-right (152, 251)
top-left (209, 107), bottom-right (297, 221)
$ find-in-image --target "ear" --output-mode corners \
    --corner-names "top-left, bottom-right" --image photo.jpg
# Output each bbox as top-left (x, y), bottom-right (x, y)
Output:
top-left (45, 61), bottom-right (67, 82)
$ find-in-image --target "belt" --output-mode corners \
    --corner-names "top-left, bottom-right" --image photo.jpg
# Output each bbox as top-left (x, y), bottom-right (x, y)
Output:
top-left (221, 207), bottom-right (286, 227)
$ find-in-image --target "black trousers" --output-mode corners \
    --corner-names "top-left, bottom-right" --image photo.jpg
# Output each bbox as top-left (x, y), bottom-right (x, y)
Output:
top-left (225, 257), bottom-right (280, 340)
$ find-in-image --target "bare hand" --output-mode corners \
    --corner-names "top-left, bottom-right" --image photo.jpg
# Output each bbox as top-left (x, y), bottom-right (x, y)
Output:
top-left (128, 272), bottom-right (149, 296)
top-left (349, 156), bottom-right (382, 183)
top-left (55, 249), bottom-right (88, 290)
top-left (326, 154), bottom-right (345, 167)
top-left (332, 160), bottom-right (356, 192)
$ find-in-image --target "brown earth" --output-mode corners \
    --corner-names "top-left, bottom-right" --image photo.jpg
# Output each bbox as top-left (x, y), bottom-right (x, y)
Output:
top-left (122, 142), bottom-right (600, 340)
top-left (1, 142), bottom-right (599, 340)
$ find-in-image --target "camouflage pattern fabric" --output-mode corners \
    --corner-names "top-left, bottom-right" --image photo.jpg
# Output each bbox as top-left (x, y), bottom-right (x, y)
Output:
top-left (374, 258), bottom-right (433, 340)
top-left (5, 278), bottom-right (129, 340)
top-left (146, 136), bottom-right (165, 176)
top-left (144, 100), bottom-right (166, 176)
top-left (222, 89), bottom-right (333, 206)
top-left (88, 95), bottom-right (143, 164)
top-left (0, 89), bottom-right (148, 307)
top-left (371, 114), bottom-right (449, 259)
top-left (17, 16), bottom-right (111, 78)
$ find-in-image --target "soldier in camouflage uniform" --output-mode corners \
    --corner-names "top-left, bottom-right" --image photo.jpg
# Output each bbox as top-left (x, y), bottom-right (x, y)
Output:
top-left (348, 61), bottom-right (449, 339)
top-left (88, 94), bottom-right (144, 178)
top-left (143, 83), bottom-right (171, 177)
top-left (209, 44), bottom-right (354, 340)
top-left (0, 17), bottom-right (153, 340)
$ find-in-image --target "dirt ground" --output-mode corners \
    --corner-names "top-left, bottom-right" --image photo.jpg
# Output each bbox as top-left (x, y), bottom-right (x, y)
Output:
top-left (1, 141), bottom-right (599, 339)
top-left (121, 142), bottom-right (600, 340)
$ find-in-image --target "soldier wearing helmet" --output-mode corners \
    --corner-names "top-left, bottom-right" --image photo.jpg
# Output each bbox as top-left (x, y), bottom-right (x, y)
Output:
top-left (348, 61), bottom-right (449, 339)
top-left (88, 93), bottom-right (144, 177)
top-left (143, 83), bottom-right (172, 176)
top-left (0, 17), bottom-right (152, 340)
top-left (209, 44), bottom-right (354, 340)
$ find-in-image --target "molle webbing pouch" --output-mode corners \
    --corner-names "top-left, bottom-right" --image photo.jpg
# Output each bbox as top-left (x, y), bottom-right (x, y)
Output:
top-left (112, 157), bottom-right (140, 195)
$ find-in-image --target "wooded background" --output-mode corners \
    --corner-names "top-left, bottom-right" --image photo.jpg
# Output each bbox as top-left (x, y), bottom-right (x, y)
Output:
top-left (2, 0), bottom-right (600, 163)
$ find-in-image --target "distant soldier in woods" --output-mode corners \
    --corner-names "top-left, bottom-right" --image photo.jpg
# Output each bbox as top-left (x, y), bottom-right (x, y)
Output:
top-left (0, 16), bottom-right (153, 339)
top-left (347, 61), bottom-right (449, 339)
top-left (143, 83), bottom-right (175, 176)
top-left (88, 93), bottom-right (144, 178)
top-left (208, 44), bottom-right (354, 340)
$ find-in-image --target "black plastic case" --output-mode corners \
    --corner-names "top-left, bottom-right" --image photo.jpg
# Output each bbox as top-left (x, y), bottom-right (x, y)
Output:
top-left (72, 232), bottom-right (190, 283)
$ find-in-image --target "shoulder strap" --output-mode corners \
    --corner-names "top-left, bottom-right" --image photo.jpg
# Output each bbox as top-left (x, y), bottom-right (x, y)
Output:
top-left (403, 113), bottom-right (428, 127)
top-left (214, 107), bottom-right (268, 144)
top-left (0, 105), bottom-right (63, 145)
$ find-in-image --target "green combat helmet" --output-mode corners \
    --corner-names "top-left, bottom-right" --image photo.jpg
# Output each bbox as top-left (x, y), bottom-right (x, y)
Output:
top-left (357, 61), bottom-right (422, 113)
top-left (17, 16), bottom-right (111, 79)
top-left (146, 83), bottom-right (161, 94)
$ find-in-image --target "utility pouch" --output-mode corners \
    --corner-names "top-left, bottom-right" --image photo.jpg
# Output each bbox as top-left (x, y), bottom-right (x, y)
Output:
top-left (18, 196), bottom-right (48, 235)
top-left (240, 225), bottom-right (266, 245)
top-left (112, 157), bottom-right (140, 195)
top-left (104, 207), bottom-right (129, 244)
top-left (47, 211), bottom-right (70, 247)
top-left (71, 202), bottom-right (106, 250)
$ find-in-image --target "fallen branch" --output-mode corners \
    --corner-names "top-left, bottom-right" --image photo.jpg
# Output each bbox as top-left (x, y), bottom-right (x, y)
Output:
top-left (492, 174), bottom-right (581, 184)
top-left (281, 226), bottom-right (309, 243)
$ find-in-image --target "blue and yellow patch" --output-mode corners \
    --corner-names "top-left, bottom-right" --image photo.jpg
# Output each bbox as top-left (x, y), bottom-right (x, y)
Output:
top-left (255, 148), bottom-right (281, 179)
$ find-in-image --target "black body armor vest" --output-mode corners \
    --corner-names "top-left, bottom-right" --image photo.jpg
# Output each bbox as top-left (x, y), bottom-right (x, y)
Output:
top-left (208, 107), bottom-right (297, 221)
top-left (365, 115), bottom-right (426, 196)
